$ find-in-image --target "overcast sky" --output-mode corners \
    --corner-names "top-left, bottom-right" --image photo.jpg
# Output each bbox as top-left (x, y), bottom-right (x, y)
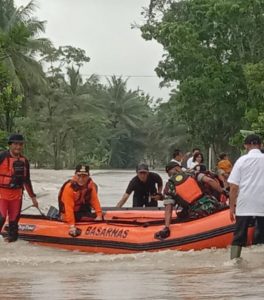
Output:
top-left (15, 0), bottom-right (171, 100)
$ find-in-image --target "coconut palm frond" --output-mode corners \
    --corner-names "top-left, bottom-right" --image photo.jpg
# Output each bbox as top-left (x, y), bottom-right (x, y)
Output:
top-left (26, 18), bottom-right (46, 35)
top-left (17, 0), bottom-right (38, 21)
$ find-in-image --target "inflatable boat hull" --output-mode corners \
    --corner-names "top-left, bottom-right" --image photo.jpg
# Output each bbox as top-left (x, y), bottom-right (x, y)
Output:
top-left (6, 208), bottom-right (254, 254)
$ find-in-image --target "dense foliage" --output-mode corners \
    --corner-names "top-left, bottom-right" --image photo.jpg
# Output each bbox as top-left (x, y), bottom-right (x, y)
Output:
top-left (1, 0), bottom-right (264, 169)
top-left (0, 0), bottom-right (189, 168)
top-left (141, 0), bottom-right (264, 157)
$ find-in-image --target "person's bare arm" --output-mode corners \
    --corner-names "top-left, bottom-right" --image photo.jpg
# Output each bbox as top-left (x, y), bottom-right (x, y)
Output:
top-left (116, 193), bottom-right (130, 208)
top-left (157, 184), bottom-right (163, 194)
top-left (151, 176), bottom-right (163, 201)
top-left (229, 183), bottom-right (239, 222)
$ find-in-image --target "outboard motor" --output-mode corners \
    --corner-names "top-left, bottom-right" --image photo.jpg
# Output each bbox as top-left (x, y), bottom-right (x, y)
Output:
top-left (47, 206), bottom-right (59, 220)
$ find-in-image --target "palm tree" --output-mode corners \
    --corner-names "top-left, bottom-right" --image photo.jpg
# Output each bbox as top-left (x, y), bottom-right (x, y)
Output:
top-left (0, 0), bottom-right (52, 93)
top-left (98, 76), bottom-right (152, 167)
top-left (101, 76), bottom-right (150, 128)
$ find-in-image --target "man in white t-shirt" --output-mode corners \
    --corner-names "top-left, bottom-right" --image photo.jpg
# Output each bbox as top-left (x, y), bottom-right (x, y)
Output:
top-left (171, 149), bottom-right (183, 166)
top-left (228, 134), bottom-right (264, 259)
top-left (187, 148), bottom-right (200, 169)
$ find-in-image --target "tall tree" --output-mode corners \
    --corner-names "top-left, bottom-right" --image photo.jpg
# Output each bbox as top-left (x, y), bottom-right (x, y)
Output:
top-left (98, 76), bottom-right (152, 167)
top-left (141, 0), bottom-right (264, 154)
top-left (0, 0), bottom-right (51, 97)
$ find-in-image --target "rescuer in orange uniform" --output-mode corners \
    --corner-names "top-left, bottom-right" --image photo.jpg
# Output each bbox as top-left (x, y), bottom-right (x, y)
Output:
top-left (0, 134), bottom-right (38, 242)
top-left (58, 164), bottom-right (103, 237)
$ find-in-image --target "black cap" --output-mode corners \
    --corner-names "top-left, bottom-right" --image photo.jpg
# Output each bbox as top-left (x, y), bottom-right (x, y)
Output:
top-left (8, 134), bottom-right (24, 144)
top-left (244, 134), bottom-right (261, 145)
top-left (136, 163), bottom-right (149, 172)
top-left (165, 161), bottom-right (181, 173)
top-left (75, 164), bottom-right (90, 175)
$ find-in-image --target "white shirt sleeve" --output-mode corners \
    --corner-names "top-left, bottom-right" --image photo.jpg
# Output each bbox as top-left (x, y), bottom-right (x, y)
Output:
top-left (187, 157), bottom-right (193, 168)
top-left (189, 161), bottom-right (198, 169)
top-left (228, 157), bottom-right (243, 185)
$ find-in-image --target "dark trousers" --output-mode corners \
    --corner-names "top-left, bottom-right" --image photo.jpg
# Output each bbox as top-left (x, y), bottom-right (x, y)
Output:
top-left (0, 198), bottom-right (22, 241)
top-left (0, 198), bottom-right (22, 231)
top-left (132, 196), bottom-right (158, 207)
top-left (232, 216), bottom-right (264, 246)
top-left (74, 204), bottom-right (94, 221)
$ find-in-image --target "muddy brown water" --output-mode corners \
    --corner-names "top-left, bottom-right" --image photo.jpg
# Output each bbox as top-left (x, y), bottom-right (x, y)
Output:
top-left (0, 169), bottom-right (264, 300)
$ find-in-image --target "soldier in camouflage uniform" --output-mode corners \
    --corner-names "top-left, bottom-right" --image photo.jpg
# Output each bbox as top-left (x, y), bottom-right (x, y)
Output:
top-left (155, 161), bottom-right (225, 240)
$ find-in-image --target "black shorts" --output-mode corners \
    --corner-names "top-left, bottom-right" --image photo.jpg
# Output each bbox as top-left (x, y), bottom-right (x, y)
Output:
top-left (232, 216), bottom-right (264, 246)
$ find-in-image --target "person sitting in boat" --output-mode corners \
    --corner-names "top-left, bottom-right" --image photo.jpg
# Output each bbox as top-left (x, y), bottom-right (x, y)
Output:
top-left (216, 152), bottom-right (232, 190)
top-left (171, 149), bottom-right (183, 166)
top-left (192, 164), bottom-right (228, 203)
top-left (116, 163), bottom-right (163, 208)
top-left (154, 161), bottom-right (224, 240)
top-left (58, 164), bottom-right (103, 237)
top-left (171, 149), bottom-right (187, 171)
top-left (217, 152), bottom-right (232, 176)
top-left (186, 148), bottom-right (201, 169)
top-left (189, 151), bottom-right (204, 170)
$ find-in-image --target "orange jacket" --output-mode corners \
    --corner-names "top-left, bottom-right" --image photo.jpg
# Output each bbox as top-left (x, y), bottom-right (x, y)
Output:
top-left (217, 159), bottom-right (232, 173)
top-left (59, 177), bottom-right (102, 225)
top-left (0, 151), bottom-right (35, 201)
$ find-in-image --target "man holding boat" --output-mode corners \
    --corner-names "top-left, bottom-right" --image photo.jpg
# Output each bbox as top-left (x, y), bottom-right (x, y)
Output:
top-left (58, 164), bottom-right (103, 237)
top-left (0, 134), bottom-right (38, 242)
top-left (116, 163), bottom-right (163, 208)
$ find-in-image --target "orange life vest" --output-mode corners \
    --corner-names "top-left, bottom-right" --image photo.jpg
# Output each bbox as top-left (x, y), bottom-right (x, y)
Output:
top-left (0, 155), bottom-right (27, 189)
top-left (170, 173), bottom-right (203, 205)
top-left (58, 178), bottom-right (92, 213)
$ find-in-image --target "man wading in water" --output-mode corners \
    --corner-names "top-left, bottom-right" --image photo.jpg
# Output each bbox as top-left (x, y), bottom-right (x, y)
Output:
top-left (116, 163), bottom-right (163, 208)
top-left (0, 134), bottom-right (38, 242)
top-left (228, 134), bottom-right (264, 259)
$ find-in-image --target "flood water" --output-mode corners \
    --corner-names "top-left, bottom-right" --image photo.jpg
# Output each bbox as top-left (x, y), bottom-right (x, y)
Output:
top-left (1, 169), bottom-right (264, 300)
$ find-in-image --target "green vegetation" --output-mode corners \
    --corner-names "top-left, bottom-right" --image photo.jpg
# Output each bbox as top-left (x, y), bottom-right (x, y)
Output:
top-left (141, 0), bottom-right (264, 157)
top-left (1, 0), bottom-right (264, 168)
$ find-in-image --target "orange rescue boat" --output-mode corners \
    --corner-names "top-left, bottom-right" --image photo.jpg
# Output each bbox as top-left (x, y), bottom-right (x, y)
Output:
top-left (4, 208), bottom-right (254, 254)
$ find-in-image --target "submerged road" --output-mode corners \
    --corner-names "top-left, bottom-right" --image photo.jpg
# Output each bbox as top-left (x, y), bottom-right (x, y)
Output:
top-left (0, 169), bottom-right (264, 299)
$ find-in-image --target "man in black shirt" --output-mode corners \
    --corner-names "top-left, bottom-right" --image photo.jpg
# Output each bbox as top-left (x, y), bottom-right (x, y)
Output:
top-left (116, 163), bottom-right (163, 207)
